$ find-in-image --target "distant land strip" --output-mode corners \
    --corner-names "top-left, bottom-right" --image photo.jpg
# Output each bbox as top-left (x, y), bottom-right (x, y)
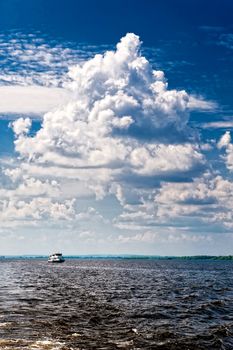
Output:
top-left (1, 255), bottom-right (233, 260)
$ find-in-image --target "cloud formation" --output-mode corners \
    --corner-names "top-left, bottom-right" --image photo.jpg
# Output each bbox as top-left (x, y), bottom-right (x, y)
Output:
top-left (13, 33), bottom-right (204, 188)
top-left (1, 32), bottom-right (231, 254)
top-left (0, 32), bottom-right (108, 87)
top-left (217, 131), bottom-right (233, 171)
top-left (0, 86), bottom-right (70, 115)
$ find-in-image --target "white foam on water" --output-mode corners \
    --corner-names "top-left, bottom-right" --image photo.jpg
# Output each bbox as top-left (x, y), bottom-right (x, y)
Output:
top-left (31, 339), bottom-right (65, 350)
top-left (0, 338), bottom-right (28, 349)
top-left (0, 338), bottom-right (66, 350)
top-left (0, 322), bottom-right (12, 328)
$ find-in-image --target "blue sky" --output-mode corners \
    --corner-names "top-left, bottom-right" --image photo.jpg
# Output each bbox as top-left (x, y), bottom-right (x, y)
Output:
top-left (0, 0), bottom-right (233, 255)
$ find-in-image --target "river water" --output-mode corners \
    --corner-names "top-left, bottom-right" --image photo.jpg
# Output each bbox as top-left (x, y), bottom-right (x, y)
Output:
top-left (0, 258), bottom-right (232, 349)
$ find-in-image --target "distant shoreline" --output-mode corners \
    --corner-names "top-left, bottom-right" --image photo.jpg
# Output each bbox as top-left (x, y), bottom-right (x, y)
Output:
top-left (1, 255), bottom-right (233, 260)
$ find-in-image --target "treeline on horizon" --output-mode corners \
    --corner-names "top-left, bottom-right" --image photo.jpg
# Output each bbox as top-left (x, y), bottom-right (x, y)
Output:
top-left (118, 255), bottom-right (233, 260)
top-left (174, 255), bottom-right (233, 260)
top-left (1, 255), bottom-right (233, 260)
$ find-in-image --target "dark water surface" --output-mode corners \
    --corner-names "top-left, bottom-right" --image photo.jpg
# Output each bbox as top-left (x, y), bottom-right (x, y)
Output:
top-left (0, 259), bottom-right (233, 349)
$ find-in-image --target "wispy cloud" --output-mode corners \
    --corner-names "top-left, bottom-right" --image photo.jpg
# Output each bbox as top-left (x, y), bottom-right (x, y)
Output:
top-left (0, 32), bottom-right (111, 88)
top-left (0, 31), bottom-right (216, 118)
top-left (188, 96), bottom-right (217, 111)
top-left (200, 121), bottom-right (233, 129)
top-left (0, 86), bottom-right (70, 115)
top-left (218, 33), bottom-right (233, 50)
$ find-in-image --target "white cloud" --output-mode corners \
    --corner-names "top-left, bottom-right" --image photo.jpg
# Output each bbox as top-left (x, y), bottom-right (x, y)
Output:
top-left (0, 168), bottom-right (75, 224)
top-left (11, 117), bottom-right (31, 136)
top-left (0, 86), bottom-right (70, 115)
top-left (0, 32), bottom-right (215, 120)
top-left (224, 146), bottom-right (233, 171)
top-left (0, 32), bottom-right (108, 88)
top-left (0, 177), bottom-right (60, 199)
top-left (4, 167), bottom-right (23, 182)
top-left (200, 143), bottom-right (213, 151)
top-left (217, 131), bottom-right (231, 149)
top-left (0, 32), bottom-right (228, 247)
top-left (130, 144), bottom-right (203, 175)
top-left (76, 206), bottom-right (106, 222)
top-left (201, 121), bottom-right (233, 129)
top-left (216, 132), bottom-right (233, 172)
top-left (118, 231), bottom-right (212, 243)
top-left (155, 174), bottom-right (233, 226)
top-left (113, 172), bottom-right (233, 232)
top-left (13, 33), bottom-right (204, 189)
top-left (219, 33), bottom-right (233, 50)
top-left (0, 197), bottom-right (76, 222)
top-left (188, 96), bottom-right (217, 111)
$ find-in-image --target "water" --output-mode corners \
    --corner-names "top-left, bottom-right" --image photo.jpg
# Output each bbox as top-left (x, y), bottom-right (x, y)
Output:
top-left (0, 259), bottom-right (233, 349)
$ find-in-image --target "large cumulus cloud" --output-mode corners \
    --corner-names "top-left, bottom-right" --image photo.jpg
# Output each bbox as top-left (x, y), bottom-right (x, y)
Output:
top-left (13, 33), bottom-right (204, 193)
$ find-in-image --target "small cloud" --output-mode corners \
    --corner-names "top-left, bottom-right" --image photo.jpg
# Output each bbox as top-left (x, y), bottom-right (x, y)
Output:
top-left (11, 117), bottom-right (31, 136)
top-left (188, 96), bottom-right (217, 111)
top-left (218, 33), bottom-right (233, 50)
top-left (217, 131), bottom-right (231, 149)
top-left (200, 121), bottom-right (233, 129)
top-left (200, 143), bottom-right (213, 151)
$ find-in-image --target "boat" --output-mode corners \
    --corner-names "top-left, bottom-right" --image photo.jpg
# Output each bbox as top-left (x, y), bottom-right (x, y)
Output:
top-left (48, 253), bottom-right (65, 263)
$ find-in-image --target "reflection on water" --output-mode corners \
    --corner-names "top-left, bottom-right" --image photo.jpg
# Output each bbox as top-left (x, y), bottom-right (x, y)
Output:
top-left (0, 259), bottom-right (233, 349)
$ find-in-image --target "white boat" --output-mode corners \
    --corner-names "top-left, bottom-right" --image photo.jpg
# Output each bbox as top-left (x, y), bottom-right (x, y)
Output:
top-left (48, 253), bottom-right (65, 263)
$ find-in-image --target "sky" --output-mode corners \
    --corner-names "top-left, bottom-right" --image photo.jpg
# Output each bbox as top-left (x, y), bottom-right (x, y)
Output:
top-left (0, 0), bottom-right (233, 255)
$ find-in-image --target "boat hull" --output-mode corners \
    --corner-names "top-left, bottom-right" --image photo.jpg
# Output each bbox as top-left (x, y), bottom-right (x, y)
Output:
top-left (48, 253), bottom-right (65, 263)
